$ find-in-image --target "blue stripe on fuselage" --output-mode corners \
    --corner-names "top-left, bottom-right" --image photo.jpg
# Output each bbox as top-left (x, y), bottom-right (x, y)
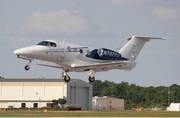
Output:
top-left (85, 49), bottom-right (128, 60)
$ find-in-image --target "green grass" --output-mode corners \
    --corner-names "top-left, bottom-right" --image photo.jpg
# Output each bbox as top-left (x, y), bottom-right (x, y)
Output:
top-left (0, 110), bottom-right (180, 117)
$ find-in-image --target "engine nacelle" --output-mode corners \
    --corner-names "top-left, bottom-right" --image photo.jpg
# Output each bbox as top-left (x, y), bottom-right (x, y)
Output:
top-left (98, 48), bottom-right (121, 60)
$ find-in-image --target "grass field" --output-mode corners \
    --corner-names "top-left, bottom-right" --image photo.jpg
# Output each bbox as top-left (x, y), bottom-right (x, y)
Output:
top-left (0, 110), bottom-right (180, 117)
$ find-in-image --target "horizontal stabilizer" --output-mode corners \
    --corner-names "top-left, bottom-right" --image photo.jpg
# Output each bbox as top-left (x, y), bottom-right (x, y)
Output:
top-left (130, 36), bottom-right (167, 40)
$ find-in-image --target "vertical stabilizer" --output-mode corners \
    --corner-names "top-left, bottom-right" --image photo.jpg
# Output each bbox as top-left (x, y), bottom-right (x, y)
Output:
top-left (119, 36), bottom-right (166, 60)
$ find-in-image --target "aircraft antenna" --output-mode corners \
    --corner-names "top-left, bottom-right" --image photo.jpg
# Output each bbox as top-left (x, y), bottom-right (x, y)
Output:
top-left (62, 39), bottom-right (65, 42)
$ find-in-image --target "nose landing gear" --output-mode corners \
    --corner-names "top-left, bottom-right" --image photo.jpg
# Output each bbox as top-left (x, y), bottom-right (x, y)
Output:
top-left (24, 60), bottom-right (32, 71)
top-left (25, 65), bottom-right (30, 70)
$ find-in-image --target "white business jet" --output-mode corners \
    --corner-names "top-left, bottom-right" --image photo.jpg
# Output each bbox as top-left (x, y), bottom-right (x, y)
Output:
top-left (14, 36), bottom-right (166, 82)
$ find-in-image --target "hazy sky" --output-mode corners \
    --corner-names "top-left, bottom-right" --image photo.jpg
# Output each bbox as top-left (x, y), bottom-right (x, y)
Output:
top-left (0, 0), bottom-right (179, 86)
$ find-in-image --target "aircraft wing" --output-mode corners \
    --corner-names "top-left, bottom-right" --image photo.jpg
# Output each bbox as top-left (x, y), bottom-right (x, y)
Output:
top-left (36, 61), bottom-right (131, 72)
top-left (71, 61), bottom-right (130, 71)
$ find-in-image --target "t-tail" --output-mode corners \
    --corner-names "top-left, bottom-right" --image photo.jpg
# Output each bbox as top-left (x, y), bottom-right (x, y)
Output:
top-left (119, 36), bottom-right (166, 61)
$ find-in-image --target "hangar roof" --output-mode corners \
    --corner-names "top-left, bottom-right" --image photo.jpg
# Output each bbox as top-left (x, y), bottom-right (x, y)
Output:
top-left (0, 78), bottom-right (79, 82)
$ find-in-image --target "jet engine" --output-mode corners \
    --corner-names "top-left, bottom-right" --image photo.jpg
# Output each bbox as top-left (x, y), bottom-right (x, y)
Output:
top-left (98, 48), bottom-right (122, 60)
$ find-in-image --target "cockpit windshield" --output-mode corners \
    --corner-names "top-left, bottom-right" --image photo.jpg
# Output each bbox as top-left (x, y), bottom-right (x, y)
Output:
top-left (37, 41), bottom-right (57, 47)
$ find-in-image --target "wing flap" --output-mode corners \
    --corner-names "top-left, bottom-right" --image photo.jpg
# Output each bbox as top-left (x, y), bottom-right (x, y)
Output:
top-left (71, 61), bottom-right (129, 70)
top-left (36, 61), bottom-right (130, 72)
top-left (36, 63), bottom-right (62, 69)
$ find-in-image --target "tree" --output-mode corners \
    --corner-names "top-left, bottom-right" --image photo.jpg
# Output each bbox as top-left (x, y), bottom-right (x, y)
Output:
top-left (92, 80), bottom-right (180, 109)
top-left (58, 98), bottom-right (67, 108)
top-left (52, 99), bottom-right (58, 107)
top-left (0, 76), bottom-right (4, 78)
top-left (91, 80), bottom-right (103, 96)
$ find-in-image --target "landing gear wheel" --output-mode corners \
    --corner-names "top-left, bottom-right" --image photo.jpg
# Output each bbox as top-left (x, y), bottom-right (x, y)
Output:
top-left (24, 60), bottom-right (31, 71)
top-left (64, 76), bottom-right (70, 82)
top-left (24, 65), bottom-right (30, 71)
top-left (88, 76), bottom-right (95, 82)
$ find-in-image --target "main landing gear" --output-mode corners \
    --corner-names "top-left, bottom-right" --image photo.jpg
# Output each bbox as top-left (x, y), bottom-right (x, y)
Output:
top-left (24, 60), bottom-right (32, 71)
top-left (62, 69), bottom-right (96, 83)
top-left (88, 70), bottom-right (96, 82)
top-left (62, 70), bottom-right (71, 82)
top-left (88, 76), bottom-right (95, 82)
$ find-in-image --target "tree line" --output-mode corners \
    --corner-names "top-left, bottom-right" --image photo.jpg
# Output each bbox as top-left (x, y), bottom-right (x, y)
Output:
top-left (91, 80), bottom-right (180, 109)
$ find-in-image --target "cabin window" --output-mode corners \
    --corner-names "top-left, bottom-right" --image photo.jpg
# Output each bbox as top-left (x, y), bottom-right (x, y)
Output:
top-left (37, 41), bottom-right (49, 46)
top-left (47, 42), bottom-right (56, 47)
top-left (87, 50), bottom-right (91, 55)
top-left (80, 49), bottom-right (83, 54)
top-left (67, 46), bottom-right (71, 51)
top-left (37, 41), bottom-right (56, 47)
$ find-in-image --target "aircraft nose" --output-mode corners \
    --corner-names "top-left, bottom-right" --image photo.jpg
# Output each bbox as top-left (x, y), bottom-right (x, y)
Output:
top-left (14, 48), bottom-right (29, 56)
top-left (14, 49), bottom-right (20, 55)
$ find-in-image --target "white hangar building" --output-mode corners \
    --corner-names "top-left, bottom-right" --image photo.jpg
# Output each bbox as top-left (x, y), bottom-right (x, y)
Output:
top-left (0, 78), bottom-right (92, 110)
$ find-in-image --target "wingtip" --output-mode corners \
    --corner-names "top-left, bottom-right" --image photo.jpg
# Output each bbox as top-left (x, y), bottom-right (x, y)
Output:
top-left (162, 37), bottom-right (168, 40)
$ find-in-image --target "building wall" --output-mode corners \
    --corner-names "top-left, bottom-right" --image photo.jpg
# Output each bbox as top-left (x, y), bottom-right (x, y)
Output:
top-left (0, 101), bottom-right (48, 108)
top-left (67, 80), bottom-right (92, 110)
top-left (0, 79), bottom-right (92, 110)
top-left (0, 82), bottom-right (65, 101)
top-left (92, 97), bottom-right (124, 110)
top-left (0, 82), bottom-right (65, 108)
top-left (167, 103), bottom-right (180, 111)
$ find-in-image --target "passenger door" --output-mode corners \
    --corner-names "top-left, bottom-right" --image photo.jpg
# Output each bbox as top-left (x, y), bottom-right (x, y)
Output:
top-left (57, 41), bottom-right (65, 61)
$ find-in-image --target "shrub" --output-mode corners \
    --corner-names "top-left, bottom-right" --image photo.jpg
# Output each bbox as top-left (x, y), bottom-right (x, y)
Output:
top-left (66, 106), bottom-right (82, 111)
top-left (53, 105), bottom-right (62, 110)
top-left (18, 107), bottom-right (29, 110)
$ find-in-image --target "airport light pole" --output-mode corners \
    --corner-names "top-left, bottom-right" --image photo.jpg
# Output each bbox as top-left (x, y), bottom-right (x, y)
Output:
top-left (168, 86), bottom-right (170, 106)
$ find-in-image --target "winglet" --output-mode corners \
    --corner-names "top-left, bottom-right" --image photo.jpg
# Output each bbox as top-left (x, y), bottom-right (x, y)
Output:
top-left (62, 39), bottom-right (66, 42)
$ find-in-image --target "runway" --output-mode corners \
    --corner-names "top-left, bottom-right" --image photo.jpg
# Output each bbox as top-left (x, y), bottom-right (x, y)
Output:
top-left (0, 117), bottom-right (179, 118)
